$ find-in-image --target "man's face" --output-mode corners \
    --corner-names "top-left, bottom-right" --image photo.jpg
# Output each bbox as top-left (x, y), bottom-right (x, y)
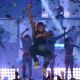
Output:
top-left (38, 26), bottom-right (44, 32)
top-left (65, 38), bottom-right (71, 44)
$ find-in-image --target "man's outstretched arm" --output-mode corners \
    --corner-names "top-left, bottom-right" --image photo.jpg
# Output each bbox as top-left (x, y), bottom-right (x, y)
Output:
top-left (54, 29), bottom-right (71, 41)
top-left (21, 28), bottom-right (29, 38)
top-left (72, 44), bottom-right (80, 48)
top-left (27, 3), bottom-right (36, 31)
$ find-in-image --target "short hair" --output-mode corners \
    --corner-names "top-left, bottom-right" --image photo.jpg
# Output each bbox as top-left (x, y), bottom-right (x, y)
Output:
top-left (37, 22), bottom-right (45, 27)
top-left (24, 34), bottom-right (30, 38)
top-left (65, 37), bottom-right (73, 42)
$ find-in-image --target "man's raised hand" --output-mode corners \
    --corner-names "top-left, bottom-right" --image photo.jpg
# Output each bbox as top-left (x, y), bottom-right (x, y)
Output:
top-left (27, 3), bottom-right (32, 11)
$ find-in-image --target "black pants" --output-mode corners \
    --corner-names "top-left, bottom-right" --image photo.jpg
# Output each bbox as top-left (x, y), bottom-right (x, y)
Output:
top-left (65, 55), bottom-right (74, 80)
top-left (29, 44), bottom-right (52, 69)
top-left (22, 54), bottom-right (32, 79)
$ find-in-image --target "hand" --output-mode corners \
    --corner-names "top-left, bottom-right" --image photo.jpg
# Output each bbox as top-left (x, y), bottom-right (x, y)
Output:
top-left (69, 26), bottom-right (76, 32)
top-left (35, 34), bottom-right (42, 38)
top-left (27, 3), bottom-right (32, 10)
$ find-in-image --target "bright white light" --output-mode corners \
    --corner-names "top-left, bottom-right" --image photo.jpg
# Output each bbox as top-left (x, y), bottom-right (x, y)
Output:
top-left (55, 44), bottom-right (64, 47)
top-left (0, 68), bottom-right (19, 80)
top-left (64, 11), bottom-right (70, 18)
top-left (46, 68), bottom-right (80, 79)
top-left (42, 12), bottom-right (49, 18)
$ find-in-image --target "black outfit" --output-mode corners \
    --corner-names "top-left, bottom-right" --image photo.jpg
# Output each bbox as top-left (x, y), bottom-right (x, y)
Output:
top-left (30, 31), bottom-right (52, 69)
top-left (21, 36), bottom-right (32, 80)
top-left (64, 41), bottom-right (74, 80)
top-left (64, 38), bottom-right (79, 80)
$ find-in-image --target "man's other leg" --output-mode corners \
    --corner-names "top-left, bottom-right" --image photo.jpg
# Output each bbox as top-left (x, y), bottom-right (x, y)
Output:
top-left (30, 45), bottom-right (38, 62)
top-left (42, 49), bottom-right (52, 79)
top-left (28, 56), bottom-right (33, 80)
top-left (22, 55), bottom-right (27, 80)
top-left (50, 58), bottom-right (55, 79)
top-left (65, 58), bottom-right (69, 80)
top-left (70, 57), bottom-right (74, 79)
top-left (29, 45), bottom-right (39, 67)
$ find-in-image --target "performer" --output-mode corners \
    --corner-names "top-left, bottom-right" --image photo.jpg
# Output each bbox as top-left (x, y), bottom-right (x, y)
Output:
top-left (64, 37), bottom-right (80, 80)
top-left (47, 29), bottom-right (73, 79)
top-left (27, 3), bottom-right (74, 80)
top-left (56, 4), bottom-right (64, 28)
top-left (20, 28), bottom-right (33, 80)
top-left (27, 3), bottom-right (53, 79)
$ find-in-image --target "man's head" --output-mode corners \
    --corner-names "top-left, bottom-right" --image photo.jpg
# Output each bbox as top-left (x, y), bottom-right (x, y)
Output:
top-left (23, 34), bottom-right (30, 39)
top-left (37, 22), bottom-right (45, 33)
top-left (65, 37), bottom-right (73, 43)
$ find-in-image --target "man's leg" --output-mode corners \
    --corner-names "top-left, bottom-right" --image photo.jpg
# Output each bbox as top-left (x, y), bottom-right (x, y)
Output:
top-left (50, 58), bottom-right (55, 79)
top-left (70, 65), bottom-right (73, 79)
top-left (70, 57), bottom-right (74, 79)
top-left (22, 55), bottom-right (27, 80)
top-left (28, 56), bottom-right (33, 80)
top-left (65, 66), bottom-right (68, 80)
top-left (29, 45), bottom-right (39, 67)
top-left (43, 56), bottom-right (52, 80)
top-left (29, 45), bottom-right (39, 62)
top-left (42, 49), bottom-right (52, 79)
top-left (65, 58), bottom-right (69, 80)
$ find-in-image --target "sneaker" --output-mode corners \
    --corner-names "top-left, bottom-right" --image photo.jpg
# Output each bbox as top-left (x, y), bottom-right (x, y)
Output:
top-left (34, 61), bottom-right (40, 68)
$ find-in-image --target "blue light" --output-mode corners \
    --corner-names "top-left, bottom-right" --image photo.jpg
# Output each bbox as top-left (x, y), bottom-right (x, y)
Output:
top-left (55, 44), bottom-right (64, 47)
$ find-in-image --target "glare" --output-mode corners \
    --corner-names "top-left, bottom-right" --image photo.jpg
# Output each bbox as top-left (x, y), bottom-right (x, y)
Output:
top-left (55, 44), bottom-right (64, 47)
top-left (64, 11), bottom-right (70, 18)
top-left (46, 68), bottom-right (80, 79)
top-left (0, 68), bottom-right (19, 80)
top-left (42, 12), bottom-right (49, 18)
